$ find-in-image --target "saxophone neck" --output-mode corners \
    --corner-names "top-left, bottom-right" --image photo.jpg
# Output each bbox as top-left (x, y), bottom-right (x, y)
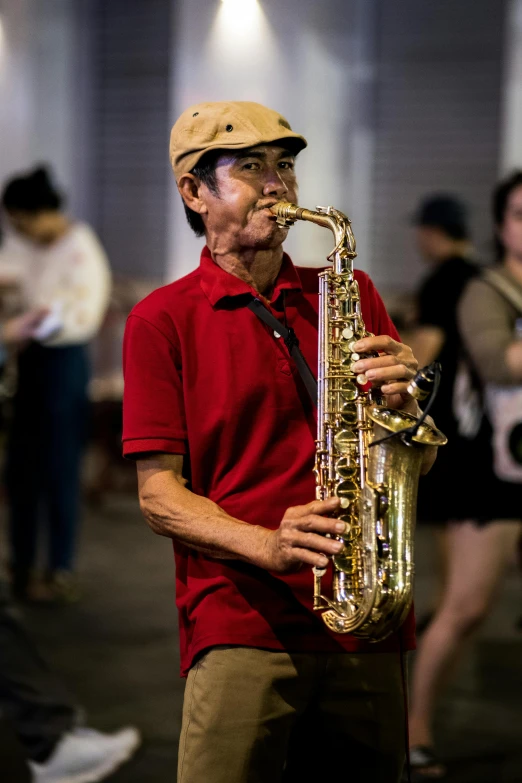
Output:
top-left (270, 202), bottom-right (356, 274)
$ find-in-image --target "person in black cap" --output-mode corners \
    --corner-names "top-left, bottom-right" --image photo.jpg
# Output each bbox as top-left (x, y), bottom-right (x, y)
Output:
top-left (409, 193), bottom-right (479, 464)
top-left (405, 193), bottom-right (522, 780)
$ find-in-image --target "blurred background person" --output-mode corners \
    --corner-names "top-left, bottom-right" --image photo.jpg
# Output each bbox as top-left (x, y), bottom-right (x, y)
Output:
top-left (407, 195), bottom-right (480, 632)
top-left (0, 307), bottom-right (140, 783)
top-left (0, 166), bottom-right (112, 604)
top-left (406, 176), bottom-right (522, 779)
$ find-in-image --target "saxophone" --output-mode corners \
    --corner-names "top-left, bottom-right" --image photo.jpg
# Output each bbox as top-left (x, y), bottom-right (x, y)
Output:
top-left (271, 202), bottom-right (447, 642)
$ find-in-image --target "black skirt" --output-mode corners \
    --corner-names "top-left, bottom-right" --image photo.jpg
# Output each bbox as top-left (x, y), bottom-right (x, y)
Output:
top-left (416, 416), bottom-right (521, 525)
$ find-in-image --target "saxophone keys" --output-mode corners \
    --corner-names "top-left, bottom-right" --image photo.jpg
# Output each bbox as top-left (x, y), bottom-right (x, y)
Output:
top-left (335, 456), bottom-right (357, 478)
top-left (357, 373), bottom-right (368, 385)
top-left (336, 516), bottom-right (352, 537)
top-left (340, 379), bottom-right (358, 400)
top-left (335, 480), bottom-right (357, 508)
top-left (342, 327), bottom-right (353, 339)
top-left (334, 429), bottom-right (357, 452)
top-left (340, 403), bottom-right (357, 426)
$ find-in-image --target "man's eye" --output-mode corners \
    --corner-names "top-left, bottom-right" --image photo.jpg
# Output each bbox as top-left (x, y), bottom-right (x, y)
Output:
top-left (243, 162), bottom-right (260, 171)
top-left (279, 161), bottom-right (295, 170)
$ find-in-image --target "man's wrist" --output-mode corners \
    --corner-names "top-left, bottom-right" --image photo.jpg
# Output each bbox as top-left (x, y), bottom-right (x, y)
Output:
top-left (244, 525), bottom-right (274, 570)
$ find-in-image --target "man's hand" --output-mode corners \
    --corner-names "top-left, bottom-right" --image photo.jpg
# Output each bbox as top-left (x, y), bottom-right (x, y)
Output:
top-left (1, 308), bottom-right (49, 345)
top-left (350, 335), bottom-right (443, 475)
top-left (262, 497), bottom-right (343, 573)
top-left (351, 335), bottom-right (419, 411)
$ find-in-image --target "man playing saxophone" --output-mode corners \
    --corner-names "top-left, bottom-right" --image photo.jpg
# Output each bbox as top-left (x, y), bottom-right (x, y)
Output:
top-left (122, 101), bottom-right (439, 783)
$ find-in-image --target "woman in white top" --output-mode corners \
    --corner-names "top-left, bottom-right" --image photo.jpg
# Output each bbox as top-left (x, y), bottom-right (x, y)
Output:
top-left (0, 166), bottom-right (111, 602)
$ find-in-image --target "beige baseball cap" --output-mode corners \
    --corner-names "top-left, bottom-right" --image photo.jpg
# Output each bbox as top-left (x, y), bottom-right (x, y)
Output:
top-left (170, 101), bottom-right (307, 181)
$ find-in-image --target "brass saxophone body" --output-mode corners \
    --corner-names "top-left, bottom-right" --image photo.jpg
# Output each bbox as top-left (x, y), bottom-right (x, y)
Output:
top-left (271, 202), bottom-right (447, 642)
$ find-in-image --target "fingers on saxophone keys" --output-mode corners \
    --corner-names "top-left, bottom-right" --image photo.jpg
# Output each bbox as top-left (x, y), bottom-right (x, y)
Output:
top-left (294, 533), bottom-right (343, 557)
top-left (353, 335), bottom-right (397, 354)
top-left (305, 497), bottom-right (340, 516)
top-left (295, 549), bottom-right (330, 568)
top-left (381, 382), bottom-right (410, 395)
top-left (353, 355), bottom-right (393, 373)
top-left (360, 364), bottom-right (411, 383)
top-left (297, 532), bottom-right (343, 556)
top-left (300, 514), bottom-right (345, 538)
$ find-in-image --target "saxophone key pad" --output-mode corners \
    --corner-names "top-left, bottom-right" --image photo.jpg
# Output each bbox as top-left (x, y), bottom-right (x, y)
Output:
top-left (335, 456), bottom-right (357, 478)
top-left (334, 429), bottom-right (357, 452)
top-left (357, 374), bottom-right (368, 385)
top-left (340, 379), bottom-right (357, 400)
top-left (342, 327), bottom-right (353, 339)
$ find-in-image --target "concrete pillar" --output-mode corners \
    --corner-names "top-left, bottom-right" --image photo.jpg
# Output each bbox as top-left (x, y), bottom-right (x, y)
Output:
top-left (0, 0), bottom-right (81, 212)
top-left (500, 0), bottom-right (522, 172)
top-left (0, 0), bottom-right (33, 186)
top-left (166, 0), bottom-right (378, 281)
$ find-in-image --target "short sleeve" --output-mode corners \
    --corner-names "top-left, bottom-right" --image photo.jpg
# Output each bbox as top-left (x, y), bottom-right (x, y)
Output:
top-left (46, 228), bottom-right (112, 346)
top-left (122, 313), bottom-right (188, 457)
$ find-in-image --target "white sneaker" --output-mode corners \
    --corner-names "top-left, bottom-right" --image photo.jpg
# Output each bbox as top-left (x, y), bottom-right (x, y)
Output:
top-left (28, 726), bottom-right (141, 783)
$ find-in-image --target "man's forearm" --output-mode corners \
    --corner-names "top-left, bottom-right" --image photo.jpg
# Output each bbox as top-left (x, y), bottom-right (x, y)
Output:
top-left (138, 465), bottom-right (271, 568)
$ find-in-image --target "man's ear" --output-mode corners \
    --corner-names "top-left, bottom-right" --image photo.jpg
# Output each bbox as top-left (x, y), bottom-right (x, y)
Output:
top-left (178, 174), bottom-right (208, 216)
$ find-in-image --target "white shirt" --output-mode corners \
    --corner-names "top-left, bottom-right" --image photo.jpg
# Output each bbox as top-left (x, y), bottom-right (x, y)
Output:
top-left (0, 223), bottom-right (112, 347)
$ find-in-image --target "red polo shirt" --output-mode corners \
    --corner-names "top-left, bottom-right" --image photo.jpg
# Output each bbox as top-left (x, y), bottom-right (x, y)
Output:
top-left (123, 246), bottom-right (416, 676)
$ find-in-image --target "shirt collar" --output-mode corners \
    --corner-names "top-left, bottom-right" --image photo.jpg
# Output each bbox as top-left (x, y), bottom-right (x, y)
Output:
top-left (199, 245), bottom-right (303, 307)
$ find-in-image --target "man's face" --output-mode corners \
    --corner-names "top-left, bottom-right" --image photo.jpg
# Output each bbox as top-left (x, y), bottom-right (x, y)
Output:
top-left (199, 144), bottom-right (298, 253)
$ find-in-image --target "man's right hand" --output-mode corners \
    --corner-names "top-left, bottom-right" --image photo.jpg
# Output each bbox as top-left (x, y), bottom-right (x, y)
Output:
top-left (262, 497), bottom-right (345, 573)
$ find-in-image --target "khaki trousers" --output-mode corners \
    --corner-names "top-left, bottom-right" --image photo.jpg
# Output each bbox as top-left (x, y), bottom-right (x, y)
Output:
top-left (178, 646), bottom-right (407, 783)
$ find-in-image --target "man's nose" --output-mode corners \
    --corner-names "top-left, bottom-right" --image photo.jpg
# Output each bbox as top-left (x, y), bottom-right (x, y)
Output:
top-left (262, 168), bottom-right (288, 198)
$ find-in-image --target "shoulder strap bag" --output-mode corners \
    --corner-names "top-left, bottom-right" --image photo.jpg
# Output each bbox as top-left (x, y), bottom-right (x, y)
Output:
top-left (480, 268), bottom-right (522, 482)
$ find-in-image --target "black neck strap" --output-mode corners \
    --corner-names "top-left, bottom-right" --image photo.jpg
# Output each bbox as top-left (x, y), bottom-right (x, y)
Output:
top-left (247, 298), bottom-right (318, 407)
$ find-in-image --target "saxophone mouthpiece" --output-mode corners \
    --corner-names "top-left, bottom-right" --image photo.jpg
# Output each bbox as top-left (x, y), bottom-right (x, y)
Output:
top-left (270, 202), bottom-right (299, 227)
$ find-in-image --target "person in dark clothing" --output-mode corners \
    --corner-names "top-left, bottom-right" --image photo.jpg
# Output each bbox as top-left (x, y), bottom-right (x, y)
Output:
top-left (0, 311), bottom-right (140, 783)
top-left (410, 195), bottom-right (481, 523)
top-left (0, 593), bottom-right (140, 783)
top-left (405, 192), bottom-right (522, 779)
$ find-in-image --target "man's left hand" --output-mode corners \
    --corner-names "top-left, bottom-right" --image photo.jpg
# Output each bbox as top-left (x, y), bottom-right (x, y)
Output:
top-left (352, 334), bottom-right (441, 474)
top-left (351, 335), bottom-right (419, 412)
